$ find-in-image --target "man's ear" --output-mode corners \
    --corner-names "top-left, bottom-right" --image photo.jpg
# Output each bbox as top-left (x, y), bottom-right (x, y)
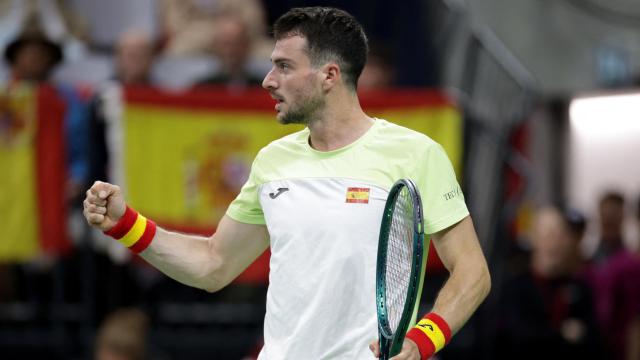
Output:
top-left (321, 62), bottom-right (341, 90)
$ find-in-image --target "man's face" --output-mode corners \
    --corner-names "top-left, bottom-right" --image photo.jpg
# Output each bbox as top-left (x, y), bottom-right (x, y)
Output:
top-left (262, 35), bottom-right (325, 124)
top-left (532, 209), bottom-right (577, 277)
top-left (13, 43), bottom-right (56, 82)
top-left (599, 199), bottom-right (624, 242)
top-left (213, 18), bottom-right (250, 72)
top-left (116, 33), bottom-right (153, 84)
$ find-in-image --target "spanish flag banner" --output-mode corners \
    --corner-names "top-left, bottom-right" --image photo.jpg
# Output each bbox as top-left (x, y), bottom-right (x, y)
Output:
top-left (0, 85), bottom-right (39, 261)
top-left (121, 88), bottom-right (462, 280)
top-left (0, 85), bottom-right (69, 261)
top-left (123, 88), bottom-right (462, 228)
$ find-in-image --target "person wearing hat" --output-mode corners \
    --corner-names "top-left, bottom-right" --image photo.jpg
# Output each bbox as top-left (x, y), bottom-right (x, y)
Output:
top-left (4, 32), bottom-right (62, 83)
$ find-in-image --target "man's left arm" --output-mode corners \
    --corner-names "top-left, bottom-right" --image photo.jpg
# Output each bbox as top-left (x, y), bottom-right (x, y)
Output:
top-left (426, 215), bottom-right (491, 331)
top-left (371, 215), bottom-right (491, 359)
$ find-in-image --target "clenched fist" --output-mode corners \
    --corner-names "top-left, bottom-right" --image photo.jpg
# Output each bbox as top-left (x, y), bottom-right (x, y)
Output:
top-left (83, 181), bottom-right (126, 231)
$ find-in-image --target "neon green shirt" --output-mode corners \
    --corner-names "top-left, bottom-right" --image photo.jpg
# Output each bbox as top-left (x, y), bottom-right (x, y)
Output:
top-left (227, 119), bottom-right (468, 359)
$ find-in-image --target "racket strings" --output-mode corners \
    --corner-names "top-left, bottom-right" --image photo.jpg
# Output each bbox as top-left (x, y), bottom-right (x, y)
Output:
top-left (385, 187), bottom-right (415, 333)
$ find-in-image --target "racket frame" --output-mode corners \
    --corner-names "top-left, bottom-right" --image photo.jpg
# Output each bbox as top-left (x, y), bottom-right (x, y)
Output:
top-left (376, 179), bottom-right (426, 359)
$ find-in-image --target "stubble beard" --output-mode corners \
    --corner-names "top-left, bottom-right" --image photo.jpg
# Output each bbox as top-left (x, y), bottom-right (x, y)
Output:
top-left (279, 92), bottom-right (325, 125)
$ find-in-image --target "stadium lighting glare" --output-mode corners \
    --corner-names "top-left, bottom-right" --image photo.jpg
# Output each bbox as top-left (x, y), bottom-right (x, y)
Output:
top-left (569, 93), bottom-right (640, 134)
top-left (567, 91), bottom-right (640, 228)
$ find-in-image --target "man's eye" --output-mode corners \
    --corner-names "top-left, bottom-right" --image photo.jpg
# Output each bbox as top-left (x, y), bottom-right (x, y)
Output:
top-left (279, 63), bottom-right (289, 70)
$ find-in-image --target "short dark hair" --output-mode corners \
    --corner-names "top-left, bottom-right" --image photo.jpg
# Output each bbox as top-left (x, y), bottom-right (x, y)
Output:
top-left (563, 208), bottom-right (587, 240)
top-left (599, 191), bottom-right (625, 208)
top-left (4, 33), bottom-right (62, 66)
top-left (273, 7), bottom-right (368, 90)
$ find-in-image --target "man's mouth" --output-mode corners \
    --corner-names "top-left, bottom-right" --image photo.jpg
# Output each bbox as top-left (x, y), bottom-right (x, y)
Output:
top-left (271, 94), bottom-right (285, 112)
top-left (270, 93), bottom-right (285, 103)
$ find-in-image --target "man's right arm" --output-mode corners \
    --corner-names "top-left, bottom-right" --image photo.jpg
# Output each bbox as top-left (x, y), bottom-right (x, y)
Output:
top-left (142, 215), bottom-right (269, 292)
top-left (83, 181), bottom-right (270, 292)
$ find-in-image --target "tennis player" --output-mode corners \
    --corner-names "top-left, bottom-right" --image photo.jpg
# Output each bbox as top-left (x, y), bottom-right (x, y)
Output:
top-left (83, 7), bottom-right (490, 360)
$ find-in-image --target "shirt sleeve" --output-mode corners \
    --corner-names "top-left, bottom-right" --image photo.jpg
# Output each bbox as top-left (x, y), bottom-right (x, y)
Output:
top-left (414, 143), bottom-right (469, 235)
top-left (226, 155), bottom-right (266, 225)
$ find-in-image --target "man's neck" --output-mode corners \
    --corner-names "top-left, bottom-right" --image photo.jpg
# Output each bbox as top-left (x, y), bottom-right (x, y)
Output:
top-left (307, 91), bottom-right (374, 152)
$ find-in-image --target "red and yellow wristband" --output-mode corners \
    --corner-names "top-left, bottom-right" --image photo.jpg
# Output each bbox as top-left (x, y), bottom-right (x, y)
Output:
top-left (104, 206), bottom-right (156, 254)
top-left (405, 312), bottom-right (452, 360)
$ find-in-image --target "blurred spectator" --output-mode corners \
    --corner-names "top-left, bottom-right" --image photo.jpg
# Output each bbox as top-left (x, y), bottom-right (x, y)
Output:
top-left (628, 316), bottom-right (640, 360)
top-left (531, 208), bottom-right (584, 277)
top-left (3, 31), bottom-right (62, 84)
top-left (497, 207), bottom-right (604, 360)
top-left (160, 0), bottom-right (271, 59)
top-left (0, 0), bottom-right (87, 61)
top-left (637, 195), bottom-right (640, 253)
top-left (59, 84), bottom-right (91, 203)
top-left (582, 192), bottom-right (640, 360)
top-left (3, 29), bottom-right (88, 207)
top-left (628, 199), bottom-right (640, 360)
top-left (88, 28), bottom-right (157, 185)
top-left (195, 15), bottom-right (263, 89)
top-left (95, 308), bottom-right (149, 360)
top-left (358, 43), bottom-right (396, 90)
top-left (81, 29), bottom-right (162, 317)
top-left (114, 30), bottom-right (155, 85)
top-left (564, 207), bottom-right (588, 248)
top-left (593, 192), bottom-right (626, 261)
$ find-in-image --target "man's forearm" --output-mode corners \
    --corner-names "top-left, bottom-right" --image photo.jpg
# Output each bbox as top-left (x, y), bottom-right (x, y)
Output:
top-left (400, 226), bottom-right (490, 360)
top-left (140, 227), bottom-right (224, 292)
top-left (137, 215), bottom-right (270, 293)
top-left (431, 255), bottom-right (491, 333)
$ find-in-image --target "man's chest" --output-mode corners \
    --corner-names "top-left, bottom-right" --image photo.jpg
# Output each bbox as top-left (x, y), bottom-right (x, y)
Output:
top-left (258, 178), bottom-right (388, 248)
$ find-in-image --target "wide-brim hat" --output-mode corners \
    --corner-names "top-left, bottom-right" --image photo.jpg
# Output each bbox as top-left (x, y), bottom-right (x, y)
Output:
top-left (4, 33), bottom-right (63, 66)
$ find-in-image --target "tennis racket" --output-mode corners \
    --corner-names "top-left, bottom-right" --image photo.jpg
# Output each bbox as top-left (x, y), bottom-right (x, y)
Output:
top-left (376, 179), bottom-right (428, 359)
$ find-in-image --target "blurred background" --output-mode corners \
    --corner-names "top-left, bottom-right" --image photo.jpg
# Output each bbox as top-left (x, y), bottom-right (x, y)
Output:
top-left (1, 0), bottom-right (639, 359)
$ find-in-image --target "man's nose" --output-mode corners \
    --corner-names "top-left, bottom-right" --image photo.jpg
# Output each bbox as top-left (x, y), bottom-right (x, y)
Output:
top-left (262, 68), bottom-right (277, 90)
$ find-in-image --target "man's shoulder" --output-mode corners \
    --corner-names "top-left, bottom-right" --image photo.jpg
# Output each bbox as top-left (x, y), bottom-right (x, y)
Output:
top-left (374, 118), bottom-right (439, 151)
top-left (255, 127), bottom-right (309, 161)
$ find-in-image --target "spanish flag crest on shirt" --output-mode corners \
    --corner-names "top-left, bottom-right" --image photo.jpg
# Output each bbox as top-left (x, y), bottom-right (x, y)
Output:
top-left (346, 187), bottom-right (370, 203)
